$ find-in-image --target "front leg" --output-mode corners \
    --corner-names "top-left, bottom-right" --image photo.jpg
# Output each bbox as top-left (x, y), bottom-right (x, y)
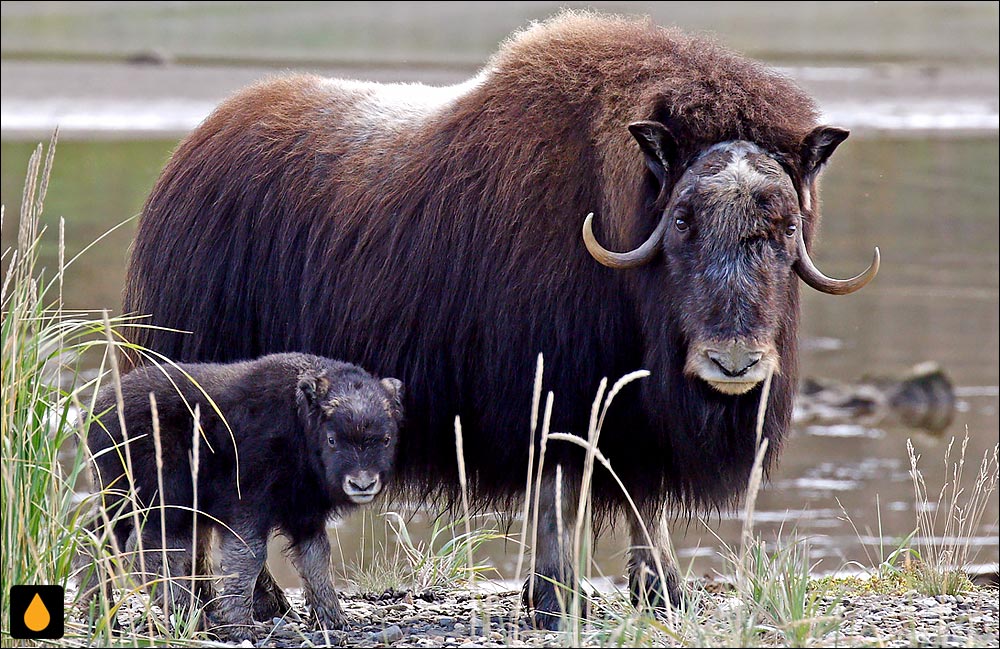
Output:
top-left (521, 471), bottom-right (584, 630)
top-left (291, 530), bottom-right (344, 630)
top-left (627, 505), bottom-right (683, 615)
top-left (214, 527), bottom-right (268, 642)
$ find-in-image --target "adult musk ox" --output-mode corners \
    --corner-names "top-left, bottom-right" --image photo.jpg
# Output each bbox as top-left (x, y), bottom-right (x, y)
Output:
top-left (122, 13), bottom-right (878, 627)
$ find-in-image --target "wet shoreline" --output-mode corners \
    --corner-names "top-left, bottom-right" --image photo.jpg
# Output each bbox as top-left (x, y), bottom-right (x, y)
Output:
top-left (64, 582), bottom-right (1000, 647)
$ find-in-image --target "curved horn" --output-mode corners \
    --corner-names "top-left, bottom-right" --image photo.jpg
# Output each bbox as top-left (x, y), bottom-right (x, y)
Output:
top-left (582, 212), bottom-right (669, 269)
top-left (794, 224), bottom-right (879, 295)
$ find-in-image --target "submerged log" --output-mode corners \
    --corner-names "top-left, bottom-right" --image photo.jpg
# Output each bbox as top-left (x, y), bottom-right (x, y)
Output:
top-left (795, 362), bottom-right (955, 433)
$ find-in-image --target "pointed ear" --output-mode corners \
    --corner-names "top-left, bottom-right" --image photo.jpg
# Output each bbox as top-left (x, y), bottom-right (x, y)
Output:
top-left (380, 377), bottom-right (404, 420)
top-left (380, 377), bottom-right (403, 403)
top-left (801, 126), bottom-right (849, 179)
top-left (297, 373), bottom-right (330, 406)
top-left (628, 120), bottom-right (678, 188)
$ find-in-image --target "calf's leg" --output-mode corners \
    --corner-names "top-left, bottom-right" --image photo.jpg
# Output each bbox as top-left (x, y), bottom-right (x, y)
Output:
top-left (252, 564), bottom-right (296, 620)
top-left (291, 530), bottom-right (344, 630)
top-left (213, 528), bottom-right (268, 641)
top-left (127, 527), bottom-right (200, 621)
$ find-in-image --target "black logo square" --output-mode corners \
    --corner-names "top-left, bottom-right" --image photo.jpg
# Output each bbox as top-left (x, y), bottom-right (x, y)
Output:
top-left (9, 585), bottom-right (64, 639)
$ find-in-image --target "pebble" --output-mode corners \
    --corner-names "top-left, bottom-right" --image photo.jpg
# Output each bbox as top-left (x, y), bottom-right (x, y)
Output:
top-left (369, 624), bottom-right (404, 644)
top-left (306, 629), bottom-right (346, 646)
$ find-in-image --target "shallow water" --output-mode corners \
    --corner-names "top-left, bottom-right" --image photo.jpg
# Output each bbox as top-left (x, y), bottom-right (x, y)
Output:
top-left (2, 1), bottom-right (997, 588)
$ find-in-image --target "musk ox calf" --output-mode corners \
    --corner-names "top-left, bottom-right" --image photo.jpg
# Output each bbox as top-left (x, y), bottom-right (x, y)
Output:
top-left (121, 12), bottom-right (879, 628)
top-left (86, 353), bottom-right (403, 639)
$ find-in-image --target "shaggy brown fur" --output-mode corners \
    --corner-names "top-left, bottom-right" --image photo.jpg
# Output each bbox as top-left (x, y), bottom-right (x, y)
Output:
top-left (121, 12), bottom-right (849, 627)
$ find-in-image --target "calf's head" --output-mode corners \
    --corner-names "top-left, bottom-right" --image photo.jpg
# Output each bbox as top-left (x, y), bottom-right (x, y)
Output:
top-left (297, 367), bottom-right (404, 504)
top-left (584, 122), bottom-right (879, 395)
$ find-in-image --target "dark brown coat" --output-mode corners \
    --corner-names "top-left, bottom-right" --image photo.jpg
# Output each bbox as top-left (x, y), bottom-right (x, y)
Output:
top-left (121, 12), bottom-right (863, 625)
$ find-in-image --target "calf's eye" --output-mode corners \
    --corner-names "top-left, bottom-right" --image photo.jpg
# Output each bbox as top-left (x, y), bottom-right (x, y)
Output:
top-left (383, 435), bottom-right (391, 448)
top-left (327, 436), bottom-right (336, 447)
top-left (785, 223), bottom-right (797, 237)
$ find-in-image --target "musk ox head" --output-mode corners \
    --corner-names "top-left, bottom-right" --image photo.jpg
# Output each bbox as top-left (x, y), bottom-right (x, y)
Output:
top-left (584, 121), bottom-right (879, 395)
top-left (297, 366), bottom-right (404, 504)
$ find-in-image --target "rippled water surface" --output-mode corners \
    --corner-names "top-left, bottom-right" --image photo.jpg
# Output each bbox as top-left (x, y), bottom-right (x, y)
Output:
top-left (2, 1), bottom-right (997, 587)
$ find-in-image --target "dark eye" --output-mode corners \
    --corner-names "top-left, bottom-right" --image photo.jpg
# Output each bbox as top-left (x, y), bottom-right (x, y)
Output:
top-left (674, 216), bottom-right (689, 232)
top-left (784, 222), bottom-right (797, 237)
top-left (382, 435), bottom-right (391, 448)
top-left (327, 436), bottom-right (336, 447)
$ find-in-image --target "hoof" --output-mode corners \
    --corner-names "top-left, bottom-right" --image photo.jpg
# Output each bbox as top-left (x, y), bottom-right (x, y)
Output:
top-left (311, 606), bottom-right (346, 631)
top-left (628, 558), bottom-right (683, 615)
top-left (252, 577), bottom-right (294, 620)
top-left (521, 574), bottom-right (589, 630)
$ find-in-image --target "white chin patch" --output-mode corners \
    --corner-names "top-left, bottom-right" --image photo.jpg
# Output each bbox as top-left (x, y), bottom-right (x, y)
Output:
top-left (705, 379), bottom-right (761, 395)
top-left (348, 493), bottom-right (377, 505)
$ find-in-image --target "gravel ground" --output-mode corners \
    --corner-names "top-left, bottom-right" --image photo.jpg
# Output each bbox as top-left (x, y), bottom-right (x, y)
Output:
top-left (72, 582), bottom-right (998, 648)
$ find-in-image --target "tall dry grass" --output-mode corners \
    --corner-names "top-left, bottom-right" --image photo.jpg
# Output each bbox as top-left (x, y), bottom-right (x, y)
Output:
top-left (906, 434), bottom-right (999, 595)
top-left (1, 136), bottom-right (210, 646)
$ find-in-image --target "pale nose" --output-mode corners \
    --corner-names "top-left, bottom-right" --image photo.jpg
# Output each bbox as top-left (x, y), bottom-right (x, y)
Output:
top-left (706, 342), bottom-right (765, 378)
top-left (345, 473), bottom-right (379, 494)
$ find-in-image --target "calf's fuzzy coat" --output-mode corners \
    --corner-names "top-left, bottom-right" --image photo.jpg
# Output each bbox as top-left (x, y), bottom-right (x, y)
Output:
top-left (86, 353), bottom-right (403, 639)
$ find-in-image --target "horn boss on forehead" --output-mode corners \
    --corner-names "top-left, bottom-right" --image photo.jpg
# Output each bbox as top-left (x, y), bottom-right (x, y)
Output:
top-left (583, 122), bottom-right (879, 297)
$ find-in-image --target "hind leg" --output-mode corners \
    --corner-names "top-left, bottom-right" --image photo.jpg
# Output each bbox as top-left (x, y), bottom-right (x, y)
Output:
top-left (252, 566), bottom-right (297, 621)
top-left (76, 497), bottom-right (135, 611)
top-left (73, 525), bottom-right (115, 612)
top-left (193, 526), bottom-right (218, 610)
top-left (127, 526), bottom-right (202, 621)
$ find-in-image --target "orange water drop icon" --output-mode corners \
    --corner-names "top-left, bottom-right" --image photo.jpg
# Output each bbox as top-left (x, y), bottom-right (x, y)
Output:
top-left (24, 592), bottom-right (51, 632)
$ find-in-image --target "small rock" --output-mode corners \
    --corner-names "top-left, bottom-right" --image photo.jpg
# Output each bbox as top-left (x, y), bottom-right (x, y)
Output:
top-left (369, 624), bottom-right (404, 645)
top-left (437, 616), bottom-right (455, 627)
top-left (238, 641), bottom-right (253, 648)
top-left (454, 622), bottom-right (466, 633)
top-left (384, 603), bottom-right (410, 611)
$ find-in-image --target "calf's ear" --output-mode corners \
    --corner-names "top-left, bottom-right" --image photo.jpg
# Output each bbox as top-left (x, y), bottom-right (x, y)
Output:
top-left (380, 378), bottom-right (404, 415)
top-left (297, 372), bottom-right (330, 406)
top-left (380, 377), bottom-right (403, 401)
